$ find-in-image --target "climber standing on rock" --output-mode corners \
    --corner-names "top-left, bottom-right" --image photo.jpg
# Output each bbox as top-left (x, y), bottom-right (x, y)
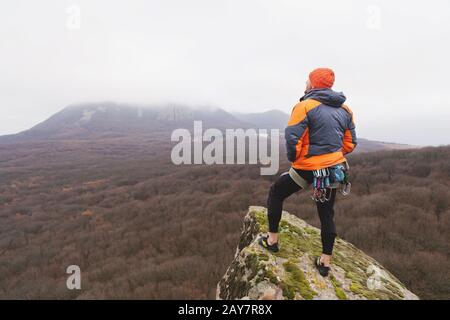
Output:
top-left (259, 68), bottom-right (357, 277)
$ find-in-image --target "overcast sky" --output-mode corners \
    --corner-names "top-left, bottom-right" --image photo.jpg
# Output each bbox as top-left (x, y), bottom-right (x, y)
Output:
top-left (1, 0), bottom-right (449, 145)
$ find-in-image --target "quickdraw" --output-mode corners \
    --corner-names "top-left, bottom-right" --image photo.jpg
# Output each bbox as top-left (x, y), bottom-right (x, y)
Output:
top-left (311, 163), bottom-right (351, 202)
top-left (311, 168), bottom-right (332, 202)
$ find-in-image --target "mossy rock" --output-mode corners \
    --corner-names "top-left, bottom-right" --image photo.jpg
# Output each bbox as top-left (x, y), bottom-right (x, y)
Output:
top-left (217, 206), bottom-right (419, 300)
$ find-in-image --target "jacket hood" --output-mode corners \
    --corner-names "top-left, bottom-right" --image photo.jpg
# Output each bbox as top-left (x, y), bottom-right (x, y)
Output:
top-left (300, 88), bottom-right (346, 107)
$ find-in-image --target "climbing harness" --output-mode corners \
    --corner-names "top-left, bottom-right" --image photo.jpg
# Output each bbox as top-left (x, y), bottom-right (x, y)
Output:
top-left (288, 167), bottom-right (310, 189)
top-left (287, 162), bottom-right (352, 202)
top-left (311, 162), bottom-right (351, 202)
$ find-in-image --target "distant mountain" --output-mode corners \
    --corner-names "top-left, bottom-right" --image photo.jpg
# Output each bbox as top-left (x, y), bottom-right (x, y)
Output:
top-left (0, 103), bottom-right (249, 142)
top-left (232, 109), bottom-right (289, 130)
top-left (355, 138), bottom-right (419, 153)
top-left (0, 103), bottom-right (419, 152)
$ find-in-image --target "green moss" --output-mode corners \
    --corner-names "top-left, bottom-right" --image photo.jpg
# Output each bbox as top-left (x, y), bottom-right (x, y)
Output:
top-left (350, 282), bottom-right (363, 295)
top-left (246, 253), bottom-right (258, 268)
top-left (335, 287), bottom-right (347, 300)
top-left (345, 271), bottom-right (360, 283)
top-left (332, 251), bottom-right (403, 300)
top-left (253, 209), bottom-right (269, 233)
top-left (330, 274), bottom-right (347, 300)
top-left (264, 267), bottom-right (280, 285)
top-left (252, 209), bottom-right (322, 260)
top-left (304, 226), bottom-right (320, 237)
top-left (282, 260), bottom-right (316, 300)
top-left (347, 272), bottom-right (381, 300)
top-left (245, 248), bottom-right (280, 287)
top-left (332, 246), bottom-right (371, 282)
top-left (381, 277), bottom-right (404, 299)
top-left (258, 253), bottom-right (269, 261)
top-left (346, 270), bottom-right (374, 298)
top-left (245, 253), bottom-right (262, 281)
top-left (274, 220), bottom-right (322, 260)
top-left (344, 269), bottom-right (404, 300)
top-left (279, 220), bottom-right (304, 234)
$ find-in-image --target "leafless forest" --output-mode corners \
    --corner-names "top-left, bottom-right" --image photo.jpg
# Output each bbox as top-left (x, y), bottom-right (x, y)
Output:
top-left (0, 138), bottom-right (448, 299)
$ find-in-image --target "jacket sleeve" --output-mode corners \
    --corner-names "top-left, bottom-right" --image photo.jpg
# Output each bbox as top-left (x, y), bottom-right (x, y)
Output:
top-left (285, 102), bottom-right (308, 162)
top-left (342, 106), bottom-right (357, 155)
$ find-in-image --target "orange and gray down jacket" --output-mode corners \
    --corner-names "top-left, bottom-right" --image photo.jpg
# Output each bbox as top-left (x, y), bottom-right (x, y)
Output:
top-left (285, 88), bottom-right (357, 170)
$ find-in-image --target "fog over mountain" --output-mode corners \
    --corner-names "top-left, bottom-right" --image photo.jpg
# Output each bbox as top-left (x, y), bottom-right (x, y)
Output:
top-left (1, 1), bottom-right (450, 145)
top-left (0, 103), bottom-right (418, 153)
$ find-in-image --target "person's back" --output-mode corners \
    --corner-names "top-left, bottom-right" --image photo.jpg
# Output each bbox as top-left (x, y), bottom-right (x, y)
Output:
top-left (285, 69), bottom-right (356, 170)
top-left (259, 68), bottom-right (357, 277)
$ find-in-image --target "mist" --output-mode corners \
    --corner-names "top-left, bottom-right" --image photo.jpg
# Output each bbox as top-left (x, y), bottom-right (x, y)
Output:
top-left (1, 0), bottom-right (449, 145)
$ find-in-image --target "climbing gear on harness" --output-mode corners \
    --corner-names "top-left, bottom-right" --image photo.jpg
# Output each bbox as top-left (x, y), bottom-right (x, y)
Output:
top-left (311, 168), bottom-right (330, 202)
top-left (333, 162), bottom-right (351, 196)
top-left (337, 164), bottom-right (351, 196)
top-left (311, 162), bottom-right (351, 202)
top-left (288, 167), bottom-right (311, 189)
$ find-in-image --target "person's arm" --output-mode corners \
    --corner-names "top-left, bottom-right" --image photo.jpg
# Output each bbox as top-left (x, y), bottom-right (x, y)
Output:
top-left (342, 105), bottom-right (357, 155)
top-left (285, 102), bottom-right (308, 162)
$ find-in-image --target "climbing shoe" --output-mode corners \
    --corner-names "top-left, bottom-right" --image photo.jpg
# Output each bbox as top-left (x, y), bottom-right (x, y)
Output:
top-left (259, 235), bottom-right (279, 253)
top-left (315, 256), bottom-right (330, 277)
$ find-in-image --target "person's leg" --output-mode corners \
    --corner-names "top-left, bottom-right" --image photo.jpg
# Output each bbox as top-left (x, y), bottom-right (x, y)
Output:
top-left (316, 188), bottom-right (337, 266)
top-left (266, 173), bottom-right (301, 244)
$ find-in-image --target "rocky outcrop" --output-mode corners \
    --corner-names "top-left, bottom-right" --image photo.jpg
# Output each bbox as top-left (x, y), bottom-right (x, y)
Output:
top-left (217, 206), bottom-right (419, 300)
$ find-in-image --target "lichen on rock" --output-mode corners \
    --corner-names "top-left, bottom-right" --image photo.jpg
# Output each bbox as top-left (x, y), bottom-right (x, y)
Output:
top-left (216, 206), bottom-right (419, 300)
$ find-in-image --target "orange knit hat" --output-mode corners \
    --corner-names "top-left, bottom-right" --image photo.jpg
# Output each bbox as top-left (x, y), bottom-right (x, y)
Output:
top-left (309, 68), bottom-right (335, 89)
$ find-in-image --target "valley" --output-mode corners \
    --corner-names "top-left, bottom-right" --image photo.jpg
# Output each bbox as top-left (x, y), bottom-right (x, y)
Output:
top-left (0, 104), bottom-right (447, 299)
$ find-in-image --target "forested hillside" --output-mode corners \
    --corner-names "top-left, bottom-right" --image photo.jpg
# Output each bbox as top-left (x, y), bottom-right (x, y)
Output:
top-left (0, 138), bottom-right (448, 299)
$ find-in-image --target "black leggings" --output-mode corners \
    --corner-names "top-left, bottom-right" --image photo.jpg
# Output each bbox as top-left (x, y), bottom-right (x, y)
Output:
top-left (267, 169), bottom-right (337, 255)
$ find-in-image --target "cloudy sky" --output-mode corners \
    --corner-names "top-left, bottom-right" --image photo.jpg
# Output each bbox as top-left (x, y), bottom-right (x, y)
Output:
top-left (1, 0), bottom-right (449, 145)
